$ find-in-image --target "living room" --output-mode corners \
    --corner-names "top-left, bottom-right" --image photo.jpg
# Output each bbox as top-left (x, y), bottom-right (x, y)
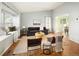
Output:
top-left (0, 2), bottom-right (79, 56)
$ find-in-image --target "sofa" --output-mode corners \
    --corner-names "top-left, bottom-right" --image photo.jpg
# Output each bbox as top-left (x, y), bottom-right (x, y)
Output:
top-left (27, 27), bottom-right (40, 36)
top-left (27, 27), bottom-right (48, 36)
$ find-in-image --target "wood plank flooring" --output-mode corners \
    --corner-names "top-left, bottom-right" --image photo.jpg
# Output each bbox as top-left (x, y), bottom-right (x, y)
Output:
top-left (3, 35), bottom-right (79, 56)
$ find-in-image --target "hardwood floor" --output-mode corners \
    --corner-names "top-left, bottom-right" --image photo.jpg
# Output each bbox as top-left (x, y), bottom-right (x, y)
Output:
top-left (62, 36), bottom-right (79, 56)
top-left (3, 34), bottom-right (79, 56)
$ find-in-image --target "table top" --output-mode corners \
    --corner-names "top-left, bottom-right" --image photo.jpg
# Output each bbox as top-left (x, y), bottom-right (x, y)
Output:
top-left (27, 33), bottom-right (55, 39)
top-left (13, 33), bottom-right (63, 54)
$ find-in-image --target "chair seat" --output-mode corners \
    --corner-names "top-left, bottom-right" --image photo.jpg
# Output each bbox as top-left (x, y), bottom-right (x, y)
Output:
top-left (28, 46), bottom-right (41, 50)
top-left (43, 42), bottom-right (51, 45)
top-left (43, 42), bottom-right (52, 49)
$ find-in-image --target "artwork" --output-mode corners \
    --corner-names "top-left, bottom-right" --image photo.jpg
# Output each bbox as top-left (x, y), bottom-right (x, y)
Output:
top-left (33, 19), bottom-right (40, 25)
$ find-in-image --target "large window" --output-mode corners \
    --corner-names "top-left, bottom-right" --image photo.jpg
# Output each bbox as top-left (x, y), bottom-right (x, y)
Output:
top-left (4, 12), bottom-right (13, 27)
top-left (1, 10), bottom-right (14, 31)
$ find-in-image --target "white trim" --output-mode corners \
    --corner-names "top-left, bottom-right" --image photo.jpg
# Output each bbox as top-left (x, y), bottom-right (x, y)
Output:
top-left (69, 37), bottom-right (79, 44)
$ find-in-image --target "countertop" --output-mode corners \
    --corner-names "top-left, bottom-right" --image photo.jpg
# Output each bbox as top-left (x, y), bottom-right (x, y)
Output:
top-left (0, 34), bottom-right (13, 42)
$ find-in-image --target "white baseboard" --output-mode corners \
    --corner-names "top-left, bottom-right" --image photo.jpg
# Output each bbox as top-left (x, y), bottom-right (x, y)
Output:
top-left (69, 38), bottom-right (79, 44)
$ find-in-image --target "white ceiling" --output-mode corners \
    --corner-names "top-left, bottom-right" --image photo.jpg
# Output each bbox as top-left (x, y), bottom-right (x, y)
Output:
top-left (11, 2), bottom-right (63, 13)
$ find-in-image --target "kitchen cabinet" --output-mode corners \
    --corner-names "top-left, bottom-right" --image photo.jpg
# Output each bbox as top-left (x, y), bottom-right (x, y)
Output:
top-left (0, 34), bottom-right (14, 55)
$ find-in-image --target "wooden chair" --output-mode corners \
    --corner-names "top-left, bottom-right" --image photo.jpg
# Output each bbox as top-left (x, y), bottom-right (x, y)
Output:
top-left (47, 37), bottom-right (56, 52)
top-left (55, 35), bottom-right (64, 52)
top-left (47, 36), bottom-right (64, 52)
top-left (27, 38), bottom-right (42, 55)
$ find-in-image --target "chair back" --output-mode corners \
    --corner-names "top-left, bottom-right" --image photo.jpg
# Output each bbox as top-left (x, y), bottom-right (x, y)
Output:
top-left (48, 37), bottom-right (56, 44)
top-left (52, 37), bottom-right (56, 43)
top-left (48, 36), bottom-right (64, 44)
top-left (56, 35), bottom-right (63, 42)
top-left (27, 38), bottom-right (42, 47)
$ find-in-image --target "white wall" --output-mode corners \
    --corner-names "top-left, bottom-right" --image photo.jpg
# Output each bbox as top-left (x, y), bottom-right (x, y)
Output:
top-left (21, 11), bottom-right (52, 30)
top-left (0, 3), bottom-right (2, 28)
top-left (52, 2), bottom-right (79, 43)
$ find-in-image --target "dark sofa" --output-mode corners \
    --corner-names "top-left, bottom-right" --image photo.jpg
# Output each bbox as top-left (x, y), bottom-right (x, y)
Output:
top-left (27, 27), bottom-right (48, 36)
top-left (27, 27), bottom-right (40, 36)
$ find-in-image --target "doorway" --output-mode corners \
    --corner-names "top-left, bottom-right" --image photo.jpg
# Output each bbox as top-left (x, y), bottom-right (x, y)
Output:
top-left (55, 15), bottom-right (69, 35)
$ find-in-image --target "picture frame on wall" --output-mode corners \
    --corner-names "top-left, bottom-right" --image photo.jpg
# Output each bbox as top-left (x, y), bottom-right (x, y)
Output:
top-left (33, 19), bottom-right (40, 25)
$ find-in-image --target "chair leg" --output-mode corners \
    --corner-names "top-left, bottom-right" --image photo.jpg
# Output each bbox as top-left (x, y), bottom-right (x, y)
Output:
top-left (12, 54), bottom-right (15, 56)
top-left (27, 50), bottom-right (31, 56)
top-left (51, 45), bottom-right (53, 52)
top-left (27, 50), bottom-right (28, 56)
top-left (53, 46), bottom-right (56, 52)
top-left (38, 45), bottom-right (42, 55)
